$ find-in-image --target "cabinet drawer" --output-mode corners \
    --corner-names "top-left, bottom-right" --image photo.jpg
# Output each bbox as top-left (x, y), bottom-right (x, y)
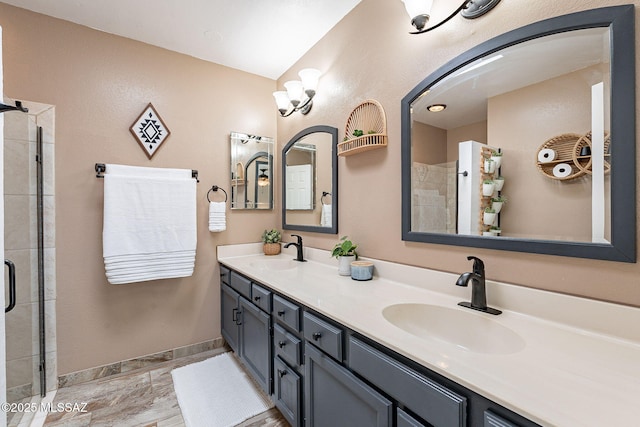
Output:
top-left (273, 295), bottom-right (301, 332)
top-left (274, 324), bottom-right (302, 367)
top-left (303, 312), bottom-right (343, 361)
top-left (251, 283), bottom-right (272, 313)
top-left (398, 408), bottom-right (428, 427)
top-left (219, 265), bottom-right (230, 285)
top-left (348, 336), bottom-right (466, 427)
top-left (229, 271), bottom-right (251, 300)
top-left (484, 411), bottom-right (521, 427)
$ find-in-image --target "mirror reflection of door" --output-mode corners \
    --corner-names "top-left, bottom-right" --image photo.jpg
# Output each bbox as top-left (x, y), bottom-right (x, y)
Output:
top-left (286, 143), bottom-right (315, 211)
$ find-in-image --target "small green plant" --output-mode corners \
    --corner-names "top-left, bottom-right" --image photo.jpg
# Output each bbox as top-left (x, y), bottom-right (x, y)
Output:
top-left (352, 129), bottom-right (364, 137)
top-left (331, 236), bottom-right (358, 259)
top-left (492, 195), bottom-right (508, 203)
top-left (491, 150), bottom-right (503, 157)
top-left (484, 206), bottom-right (496, 214)
top-left (483, 179), bottom-right (494, 185)
top-left (261, 229), bottom-right (281, 244)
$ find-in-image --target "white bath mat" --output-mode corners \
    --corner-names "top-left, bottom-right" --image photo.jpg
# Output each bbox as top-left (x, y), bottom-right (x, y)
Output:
top-left (172, 352), bottom-right (274, 427)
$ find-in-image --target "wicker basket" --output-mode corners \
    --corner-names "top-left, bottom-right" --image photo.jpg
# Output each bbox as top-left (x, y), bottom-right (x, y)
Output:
top-left (263, 243), bottom-right (281, 256)
top-left (535, 133), bottom-right (584, 181)
top-left (571, 131), bottom-right (611, 175)
top-left (338, 99), bottom-right (388, 156)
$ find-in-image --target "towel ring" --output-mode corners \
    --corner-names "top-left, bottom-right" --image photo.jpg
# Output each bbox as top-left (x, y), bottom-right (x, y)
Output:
top-left (321, 191), bottom-right (332, 205)
top-left (207, 185), bottom-right (228, 203)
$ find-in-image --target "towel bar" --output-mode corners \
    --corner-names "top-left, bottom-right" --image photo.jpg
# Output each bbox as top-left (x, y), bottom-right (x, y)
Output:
top-left (321, 191), bottom-right (332, 205)
top-left (94, 163), bottom-right (198, 181)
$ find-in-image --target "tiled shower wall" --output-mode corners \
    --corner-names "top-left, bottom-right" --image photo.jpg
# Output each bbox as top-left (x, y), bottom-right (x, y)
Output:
top-left (4, 101), bottom-right (56, 401)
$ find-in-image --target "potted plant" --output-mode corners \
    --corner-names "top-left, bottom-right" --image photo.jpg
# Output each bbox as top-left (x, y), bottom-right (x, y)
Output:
top-left (494, 175), bottom-right (505, 191)
top-left (482, 179), bottom-right (495, 196)
top-left (491, 195), bottom-right (507, 213)
top-left (261, 229), bottom-right (282, 255)
top-left (483, 157), bottom-right (496, 174)
top-left (331, 236), bottom-right (358, 276)
top-left (490, 150), bottom-right (503, 169)
top-left (490, 226), bottom-right (502, 236)
top-left (483, 207), bottom-right (497, 226)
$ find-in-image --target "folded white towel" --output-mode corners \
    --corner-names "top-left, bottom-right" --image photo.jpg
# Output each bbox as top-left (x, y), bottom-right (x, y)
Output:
top-left (102, 164), bottom-right (197, 284)
top-left (320, 204), bottom-right (332, 227)
top-left (209, 202), bottom-right (226, 232)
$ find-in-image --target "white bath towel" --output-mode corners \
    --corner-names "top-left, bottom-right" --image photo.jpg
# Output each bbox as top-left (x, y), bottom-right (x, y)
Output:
top-left (209, 201), bottom-right (226, 232)
top-left (320, 204), bottom-right (332, 227)
top-left (102, 164), bottom-right (197, 284)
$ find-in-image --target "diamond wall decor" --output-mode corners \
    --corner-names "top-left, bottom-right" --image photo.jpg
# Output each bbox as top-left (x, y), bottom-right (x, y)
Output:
top-left (130, 103), bottom-right (171, 159)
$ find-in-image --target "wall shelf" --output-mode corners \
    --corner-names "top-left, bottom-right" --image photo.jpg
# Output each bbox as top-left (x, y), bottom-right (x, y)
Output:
top-left (338, 99), bottom-right (387, 156)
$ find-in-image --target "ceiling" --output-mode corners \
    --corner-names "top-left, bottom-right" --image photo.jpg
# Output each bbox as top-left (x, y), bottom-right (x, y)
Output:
top-left (1, 0), bottom-right (362, 80)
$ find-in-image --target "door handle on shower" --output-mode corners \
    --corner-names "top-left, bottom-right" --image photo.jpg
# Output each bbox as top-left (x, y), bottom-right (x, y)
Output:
top-left (5, 259), bottom-right (16, 313)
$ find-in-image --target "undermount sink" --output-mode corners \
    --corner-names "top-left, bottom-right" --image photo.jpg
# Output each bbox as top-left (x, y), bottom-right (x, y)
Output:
top-left (382, 303), bottom-right (525, 355)
top-left (250, 258), bottom-right (299, 271)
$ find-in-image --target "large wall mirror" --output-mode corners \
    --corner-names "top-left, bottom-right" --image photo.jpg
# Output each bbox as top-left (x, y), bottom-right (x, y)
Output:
top-left (401, 6), bottom-right (635, 262)
top-left (230, 132), bottom-right (274, 209)
top-left (283, 125), bottom-right (338, 234)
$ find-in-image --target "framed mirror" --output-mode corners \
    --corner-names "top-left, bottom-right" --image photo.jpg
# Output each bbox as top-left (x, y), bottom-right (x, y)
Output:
top-left (283, 125), bottom-right (338, 234)
top-left (401, 6), bottom-right (635, 262)
top-left (230, 132), bottom-right (274, 209)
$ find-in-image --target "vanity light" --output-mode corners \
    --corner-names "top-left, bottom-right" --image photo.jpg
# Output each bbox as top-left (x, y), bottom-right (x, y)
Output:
top-left (427, 104), bottom-right (446, 112)
top-left (273, 68), bottom-right (321, 117)
top-left (401, 0), bottom-right (501, 34)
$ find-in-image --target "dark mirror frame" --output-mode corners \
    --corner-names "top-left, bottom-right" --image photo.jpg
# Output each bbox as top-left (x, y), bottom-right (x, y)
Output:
top-left (401, 5), bottom-right (636, 262)
top-left (282, 125), bottom-right (339, 234)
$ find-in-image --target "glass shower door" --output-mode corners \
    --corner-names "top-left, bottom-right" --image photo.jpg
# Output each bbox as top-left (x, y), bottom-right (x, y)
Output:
top-left (3, 102), bottom-right (45, 420)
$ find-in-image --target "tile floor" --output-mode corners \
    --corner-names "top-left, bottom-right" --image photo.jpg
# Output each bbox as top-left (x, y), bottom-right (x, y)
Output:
top-left (36, 347), bottom-right (288, 427)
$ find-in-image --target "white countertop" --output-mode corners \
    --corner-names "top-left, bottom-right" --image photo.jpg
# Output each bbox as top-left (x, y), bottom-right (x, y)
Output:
top-left (217, 243), bottom-right (640, 427)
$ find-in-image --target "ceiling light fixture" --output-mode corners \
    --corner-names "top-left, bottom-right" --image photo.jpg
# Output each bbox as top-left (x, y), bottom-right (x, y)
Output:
top-left (427, 104), bottom-right (447, 112)
top-left (401, 0), bottom-right (501, 34)
top-left (273, 68), bottom-right (321, 117)
top-left (257, 168), bottom-right (270, 187)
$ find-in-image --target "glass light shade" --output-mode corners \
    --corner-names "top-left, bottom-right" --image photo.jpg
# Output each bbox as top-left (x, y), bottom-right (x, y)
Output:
top-left (402, 0), bottom-right (433, 19)
top-left (284, 80), bottom-right (304, 106)
top-left (273, 91), bottom-right (291, 111)
top-left (298, 68), bottom-right (321, 92)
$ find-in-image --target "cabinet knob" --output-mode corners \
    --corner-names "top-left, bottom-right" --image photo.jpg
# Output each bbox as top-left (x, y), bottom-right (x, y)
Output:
top-left (312, 332), bottom-right (322, 341)
top-left (254, 296), bottom-right (261, 302)
top-left (278, 369), bottom-right (287, 378)
top-left (277, 310), bottom-right (285, 317)
top-left (278, 341), bottom-right (286, 348)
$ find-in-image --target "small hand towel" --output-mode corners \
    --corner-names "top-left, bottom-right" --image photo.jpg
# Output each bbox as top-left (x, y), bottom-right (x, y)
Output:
top-left (320, 204), bottom-right (332, 227)
top-left (209, 201), bottom-right (226, 232)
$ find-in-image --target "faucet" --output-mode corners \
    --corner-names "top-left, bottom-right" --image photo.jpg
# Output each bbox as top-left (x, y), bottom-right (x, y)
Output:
top-left (455, 256), bottom-right (501, 315)
top-left (284, 234), bottom-right (307, 262)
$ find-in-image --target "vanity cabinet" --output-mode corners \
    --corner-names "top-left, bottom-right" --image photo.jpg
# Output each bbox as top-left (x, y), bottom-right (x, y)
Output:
top-left (219, 264), bottom-right (539, 427)
top-left (220, 270), bottom-right (272, 394)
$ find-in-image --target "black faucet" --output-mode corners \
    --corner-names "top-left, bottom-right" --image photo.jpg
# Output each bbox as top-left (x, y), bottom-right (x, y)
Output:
top-left (284, 234), bottom-right (306, 262)
top-left (455, 256), bottom-right (501, 315)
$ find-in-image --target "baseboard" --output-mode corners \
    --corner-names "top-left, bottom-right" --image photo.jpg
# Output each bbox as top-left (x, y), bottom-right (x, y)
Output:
top-left (58, 337), bottom-right (225, 388)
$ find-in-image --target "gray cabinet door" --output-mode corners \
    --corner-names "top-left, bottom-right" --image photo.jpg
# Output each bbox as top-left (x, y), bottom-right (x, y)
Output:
top-left (274, 356), bottom-right (302, 427)
top-left (221, 283), bottom-right (240, 353)
top-left (305, 343), bottom-right (392, 427)
top-left (239, 296), bottom-right (272, 394)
